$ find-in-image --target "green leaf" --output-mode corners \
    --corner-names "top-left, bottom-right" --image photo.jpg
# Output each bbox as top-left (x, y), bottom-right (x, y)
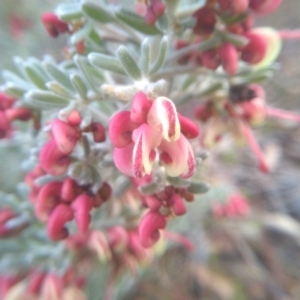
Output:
top-left (25, 90), bottom-right (70, 109)
top-left (115, 8), bottom-right (161, 35)
top-left (74, 55), bottom-right (102, 92)
top-left (140, 39), bottom-right (150, 75)
top-left (24, 65), bottom-right (47, 90)
top-left (187, 182), bottom-right (210, 194)
top-left (1, 70), bottom-right (30, 88)
top-left (56, 3), bottom-right (83, 21)
top-left (149, 36), bottom-right (168, 74)
top-left (44, 62), bottom-right (74, 92)
top-left (46, 82), bottom-right (74, 98)
top-left (88, 53), bottom-right (126, 75)
top-left (88, 29), bottom-right (103, 46)
top-left (70, 24), bottom-right (92, 45)
top-left (117, 46), bottom-right (142, 80)
top-left (70, 74), bottom-right (88, 99)
top-left (2, 83), bottom-right (27, 98)
top-left (81, 0), bottom-right (114, 23)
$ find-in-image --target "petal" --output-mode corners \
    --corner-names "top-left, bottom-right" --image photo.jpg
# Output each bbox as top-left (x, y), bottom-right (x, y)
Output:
top-left (113, 142), bottom-right (134, 177)
top-left (130, 91), bottom-right (152, 125)
top-left (51, 119), bottom-right (79, 154)
top-left (109, 111), bottom-right (139, 148)
top-left (158, 134), bottom-right (195, 178)
top-left (39, 139), bottom-right (71, 176)
top-left (147, 96), bottom-right (180, 142)
top-left (132, 124), bottom-right (162, 178)
top-left (251, 27), bottom-right (282, 70)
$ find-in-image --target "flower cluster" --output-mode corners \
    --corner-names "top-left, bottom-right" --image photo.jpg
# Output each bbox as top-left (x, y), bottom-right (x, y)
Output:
top-left (195, 84), bottom-right (300, 172)
top-left (26, 114), bottom-right (111, 240)
top-left (176, 0), bottom-right (282, 74)
top-left (109, 92), bottom-right (199, 179)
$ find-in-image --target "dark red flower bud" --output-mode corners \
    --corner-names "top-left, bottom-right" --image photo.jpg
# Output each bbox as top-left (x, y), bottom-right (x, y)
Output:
top-left (193, 7), bottom-right (216, 36)
top-left (41, 12), bottom-right (69, 38)
top-left (91, 122), bottom-right (106, 143)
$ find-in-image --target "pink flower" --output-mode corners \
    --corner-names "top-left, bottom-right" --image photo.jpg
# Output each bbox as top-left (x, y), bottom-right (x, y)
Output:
top-left (109, 92), bottom-right (199, 178)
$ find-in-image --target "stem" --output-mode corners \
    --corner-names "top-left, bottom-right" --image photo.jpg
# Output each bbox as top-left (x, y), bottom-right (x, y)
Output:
top-left (278, 30), bottom-right (300, 40)
top-left (103, 266), bottom-right (119, 300)
top-left (266, 107), bottom-right (300, 123)
top-left (164, 231), bottom-right (194, 251)
top-left (240, 121), bottom-right (269, 173)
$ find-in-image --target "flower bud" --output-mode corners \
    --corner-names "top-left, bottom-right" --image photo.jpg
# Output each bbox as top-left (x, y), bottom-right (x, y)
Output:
top-left (219, 43), bottom-right (238, 75)
top-left (193, 7), bottom-right (216, 36)
top-left (41, 12), bottom-right (69, 38)
top-left (39, 139), bottom-right (71, 176)
top-left (35, 182), bottom-right (62, 221)
top-left (138, 211), bottom-right (167, 248)
top-left (130, 92), bottom-right (152, 125)
top-left (51, 119), bottom-right (80, 154)
top-left (47, 204), bottom-right (74, 240)
top-left (249, 0), bottom-right (282, 14)
top-left (71, 194), bottom-right (93, 234)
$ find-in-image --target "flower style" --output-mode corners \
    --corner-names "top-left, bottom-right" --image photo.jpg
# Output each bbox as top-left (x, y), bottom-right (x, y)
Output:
top-left (109, 92), bottom-right (199, 179)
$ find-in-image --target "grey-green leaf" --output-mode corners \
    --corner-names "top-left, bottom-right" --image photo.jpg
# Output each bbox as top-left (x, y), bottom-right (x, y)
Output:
top-left (25, 90), bottom-right (70, 109)
top-left (88, 53), bottom-right (126, 75)
top-left (149, 36), bottom-right (168, 74)
top-left (81, 0), bottom-right (114, 23)
top-left (24, 65), bottom-right (46, 90)
top-left (140, 39), bottom-right (150, 75)
top-left (44, 62), bottom-right (74, 92)
top-left (187, 182), bottom-right (210, 194)
top-left (56, 3), bottom-right (83, 21)
top-left (115, 8), bottom-right (161, 35)
top-left (70, 74), bottom-right (88, 99)
top-left (117, 46), bottom-right (142, 80)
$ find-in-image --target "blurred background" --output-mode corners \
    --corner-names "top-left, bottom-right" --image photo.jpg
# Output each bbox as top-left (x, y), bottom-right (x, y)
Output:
top-left (1, 0), bottom-right (300, 299)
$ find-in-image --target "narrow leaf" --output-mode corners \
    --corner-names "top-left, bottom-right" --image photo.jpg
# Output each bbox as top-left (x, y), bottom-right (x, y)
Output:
top-left (70, 25), bottom-right (92, 45)
top-left (70, 74), bottom-right (88, 99)
top-left (149, 36), bottom-right (168, 74)
top-left (74, 55), bottom-right (101, 92)
top-left (81, 0), bottom-right (114, 23)
top-left (187, 182), bottom-right (210, 194)
top-left (44, 62), bottom-right (74, 92)
top-left (24, 65), bottom-right (46, 90)
top-left (88, 53), bottom-right (126, 75)
top-left (115, 8), bottom-right (161, 35)
top-left (25, 90), bottom-right (70, 109)
top-left (46, 82), bottom-right (74, 98)
top-left (56, 3), bottom-right (83, 21)
top-left (2, 83), bottom-right (27, 98)
top-left (140, 39), bottom-right (150, 75)
top-left (117, 46), bottom-right (142, 80)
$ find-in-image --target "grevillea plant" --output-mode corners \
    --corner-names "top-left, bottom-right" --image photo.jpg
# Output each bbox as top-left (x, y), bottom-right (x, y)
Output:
top-left (0, 0), bottom-right (299, 299)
